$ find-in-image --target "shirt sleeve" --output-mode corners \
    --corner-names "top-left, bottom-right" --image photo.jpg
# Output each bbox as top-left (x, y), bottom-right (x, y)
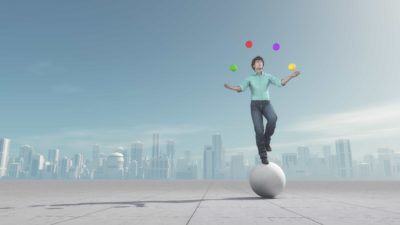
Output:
top-left (268, 74), bottom-right (283, 87)
top-left (239, 77), bottom-right (250, 92)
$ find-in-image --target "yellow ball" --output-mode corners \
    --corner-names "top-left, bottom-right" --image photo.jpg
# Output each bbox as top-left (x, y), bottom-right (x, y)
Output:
top-left (288, 63), bottom-right (296, 71)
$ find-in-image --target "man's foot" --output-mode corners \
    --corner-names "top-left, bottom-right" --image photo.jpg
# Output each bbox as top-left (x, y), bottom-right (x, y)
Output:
top-left (265, 144), bottom-right (272, 152)
top-left (261, 157), bottom-right (269, 165)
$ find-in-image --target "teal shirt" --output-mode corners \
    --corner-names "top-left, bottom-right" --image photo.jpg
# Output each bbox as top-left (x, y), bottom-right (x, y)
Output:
top-left (239, 72), bottom-right (282, 100)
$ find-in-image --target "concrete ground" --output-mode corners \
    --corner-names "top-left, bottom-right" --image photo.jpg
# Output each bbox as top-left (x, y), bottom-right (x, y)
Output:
top-left (0, 180), bottom-right (400, 225)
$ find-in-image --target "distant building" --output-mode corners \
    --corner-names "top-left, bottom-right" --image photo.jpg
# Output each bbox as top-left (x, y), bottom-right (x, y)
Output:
top-left (203, 145), bottom-right (214, 179)
top-left (335, 139), bottom-right (353, 178)
top-left (7, 162), bottom-right (20, 178)
top-left (212, 133), bottom-right (225, 178)
top-left (0, 138), bottom-right (11, 177)
top-left (106, 152), bottom-right (124, 179)
top-left (131, 141), bottom-right (144, 179)
top-left (31, 154), bottom-right (45, 178)
top-left (19, 145), bottom-right (33, 176)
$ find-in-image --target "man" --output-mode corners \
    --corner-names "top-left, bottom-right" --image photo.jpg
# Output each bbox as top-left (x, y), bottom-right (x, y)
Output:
top-left (224, 56), bottom-right (300, 164)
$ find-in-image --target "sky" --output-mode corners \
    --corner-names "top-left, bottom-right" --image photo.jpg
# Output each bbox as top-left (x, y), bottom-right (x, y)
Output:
top-left (1, 0), bottom-right (399, 161)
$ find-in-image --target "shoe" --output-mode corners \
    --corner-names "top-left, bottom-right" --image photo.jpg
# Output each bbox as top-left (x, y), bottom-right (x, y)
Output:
top-left (261, 157), bottom-right (269, 165)
top-left (265, 144), bottom-right (272, 152)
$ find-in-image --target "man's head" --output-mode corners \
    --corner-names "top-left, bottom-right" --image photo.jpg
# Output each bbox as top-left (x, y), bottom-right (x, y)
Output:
top-left (251, 56), bottom-right (264, 72)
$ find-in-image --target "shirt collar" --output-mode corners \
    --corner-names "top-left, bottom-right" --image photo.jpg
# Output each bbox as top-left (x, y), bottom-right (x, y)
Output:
top-left (253, 71), bottom-right (265, 76)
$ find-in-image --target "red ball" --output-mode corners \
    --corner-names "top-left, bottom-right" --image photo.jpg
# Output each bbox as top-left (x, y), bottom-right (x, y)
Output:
top-left (245, 40), bottom-right (253, 48)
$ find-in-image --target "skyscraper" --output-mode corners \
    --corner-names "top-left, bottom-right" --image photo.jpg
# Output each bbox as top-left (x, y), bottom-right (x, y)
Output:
top-left (0, 138), bottom-right (11, 177)
top-left (48, 148), bottom-right (60, 176)
top-left (60, 156), bottom-right (72, 178)
top-left (131, 141), bottom-right (144, 178)
top-left (73, 153), bottom-right (84, 179)
top-left (7, 163), bottom-right (20, 178)
top-left (166, 139), bottom-right (175, 179)
top-left (203, 145), bottom-right (214, 179)
top-left (150, 133), bottom-right (160, 178)
top-left (152, 133), bottom-right (160, 162)
top-left (335, 139), bottom-right (353, 178)
top-left (212, 132), bottom-right (224, 178)
top-left (19, 144), bottom-right (33, 175)
top-left (31, 153), bottom-right (45, 177)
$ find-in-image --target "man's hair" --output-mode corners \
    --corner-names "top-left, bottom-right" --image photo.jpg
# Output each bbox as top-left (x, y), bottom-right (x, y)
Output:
top-left (251, 56), bottom-right (264, 70)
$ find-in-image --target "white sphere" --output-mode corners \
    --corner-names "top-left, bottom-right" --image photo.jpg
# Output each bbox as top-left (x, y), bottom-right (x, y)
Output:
top-left (249, 162), bottom-right (286, 198)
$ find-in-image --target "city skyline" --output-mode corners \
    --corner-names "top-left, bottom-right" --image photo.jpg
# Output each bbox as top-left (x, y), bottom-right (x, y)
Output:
top-left (2, 134), bottom-right (399, 180)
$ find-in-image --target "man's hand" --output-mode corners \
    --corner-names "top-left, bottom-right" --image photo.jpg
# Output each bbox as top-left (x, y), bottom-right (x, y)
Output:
top-left (282, 71), bottom-right (301, 86)
top-left (291, 71), bottom-right (301, 78)
top-left (224, 83), bottom-right (241, 92)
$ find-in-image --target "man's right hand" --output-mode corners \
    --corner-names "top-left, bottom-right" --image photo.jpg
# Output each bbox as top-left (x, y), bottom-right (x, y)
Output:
top-left (224, 83), bottom-right (241, 92)
top-left (291, 71), bottom-right (301, 77)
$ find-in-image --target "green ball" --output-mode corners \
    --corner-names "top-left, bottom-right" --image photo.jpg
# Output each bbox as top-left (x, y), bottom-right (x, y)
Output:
top-left (230, 64), bottom-right (238, 72)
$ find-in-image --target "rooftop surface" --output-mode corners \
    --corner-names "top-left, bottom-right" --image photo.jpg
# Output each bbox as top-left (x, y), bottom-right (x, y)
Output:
top-left (1, 180), bottom-right (399, 225)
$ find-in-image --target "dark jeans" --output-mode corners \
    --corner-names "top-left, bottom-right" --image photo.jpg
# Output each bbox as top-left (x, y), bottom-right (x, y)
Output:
top-left (250, 100), bottom-right (278, 158)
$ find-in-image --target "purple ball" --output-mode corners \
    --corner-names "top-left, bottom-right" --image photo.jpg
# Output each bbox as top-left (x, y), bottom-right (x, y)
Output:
top-left (272, 43), bottom-right (280, 51)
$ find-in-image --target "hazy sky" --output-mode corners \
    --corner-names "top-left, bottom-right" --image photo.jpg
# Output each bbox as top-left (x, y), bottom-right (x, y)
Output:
top-left (1, 0), bottom-right (399, 161)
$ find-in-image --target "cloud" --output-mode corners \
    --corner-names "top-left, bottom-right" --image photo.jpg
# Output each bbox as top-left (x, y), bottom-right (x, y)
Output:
top-left (227, 101), bottom-right (400, 154)
top-left (279, 100), bottom-right (400, 143)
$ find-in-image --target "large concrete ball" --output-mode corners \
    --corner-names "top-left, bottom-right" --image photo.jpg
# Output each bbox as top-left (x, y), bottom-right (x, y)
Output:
top-left (249, 162), bottom-right (286, 198)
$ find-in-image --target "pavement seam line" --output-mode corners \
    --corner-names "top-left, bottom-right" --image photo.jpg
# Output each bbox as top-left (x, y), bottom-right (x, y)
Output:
top-left (185, 181), bottom-right (213, 225)
top-left (234, 183), bottom-right (325, 225)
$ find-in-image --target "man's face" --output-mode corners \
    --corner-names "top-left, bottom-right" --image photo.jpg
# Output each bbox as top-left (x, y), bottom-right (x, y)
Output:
top-left (254, 60), bottom-right (264, 72)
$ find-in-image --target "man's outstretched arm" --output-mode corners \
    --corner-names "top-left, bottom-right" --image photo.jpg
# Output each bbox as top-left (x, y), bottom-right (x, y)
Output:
top-left (281, 71), bottom-right (301, 86)
top-left (224, 84), bottom-right (241, 92)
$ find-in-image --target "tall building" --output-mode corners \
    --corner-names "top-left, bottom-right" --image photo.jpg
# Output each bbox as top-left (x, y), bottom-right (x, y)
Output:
top-left (166, 139), bottom-right (175, 178)
top-left (212, 132), bottom-right (224, 178)
top-left (73, 153), bottom-right (84, 179)
top-left (19, 144), bottom-right (33, 175)
top-left (7, 162), bottom-right (20, 178)
top-left (335, 139), bottom-right (353, 178)
top-left (31, 153), bottom-right (45, 177)
top-left (131, 141), bottom-right (144, 178)
top-left (60, 156), bottom-right (72, 178)
top-left (48, 148), bottom-right (60, 176)
top-left (203, 145), bottom-right (214, 179)
top-left (0, 138), bottom-right (11, 177)
top-left (152, 133), bottom-right (160, 162)
top-left (151, 133), bottom-right (160, 177)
